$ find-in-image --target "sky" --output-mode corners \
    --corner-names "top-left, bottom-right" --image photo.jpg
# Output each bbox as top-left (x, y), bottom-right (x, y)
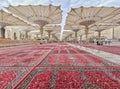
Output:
top-left (0, 0), bottom-right (120, 40)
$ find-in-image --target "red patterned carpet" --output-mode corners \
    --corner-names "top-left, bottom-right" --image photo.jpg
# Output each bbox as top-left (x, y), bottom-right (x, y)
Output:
top-left (0, 43), bottom-right (120, 89)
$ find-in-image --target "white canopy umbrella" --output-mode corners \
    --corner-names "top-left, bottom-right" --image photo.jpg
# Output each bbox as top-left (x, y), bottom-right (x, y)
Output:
top-left (62, 31), bottom-right (74, 41)
top-left (64, 24), bottom-right (84, 41)
top-left (44, 25), bottom-right (61, 41)
top-left (6, 5), bottom-right (62, 38)
top-left (28, 25), bottom-right (61, 41)
top-left (65, 7), bottom-right (120, 42)
top-left (0, 10), bottom-right (29, 38)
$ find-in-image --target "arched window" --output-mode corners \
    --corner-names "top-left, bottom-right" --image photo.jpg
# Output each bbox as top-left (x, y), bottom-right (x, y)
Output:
top-left (14, 32), bottom-right (17, 40)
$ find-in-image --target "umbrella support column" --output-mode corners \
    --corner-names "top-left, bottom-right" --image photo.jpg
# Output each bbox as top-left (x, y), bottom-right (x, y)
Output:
top-left (95, 29), bottom-right (104, 45)
top-left (112, 27), bottom-right (115, 39)
top-left (85, 26), bottom-right (89, 43)
top-left (73, 30), bottom-right (79, 42)
top-left (80, 35), bottom-right (82, 43)
top-left (47, 31), bottom-right (52, 42)
top-left (25, 31), bottom-right (29, 40)
top-left (98, 31), bottom-right (101, 41)
top-left (40, 27), bottom-right (44, 43)
top-left (75, 31), bottom-right (77, 42)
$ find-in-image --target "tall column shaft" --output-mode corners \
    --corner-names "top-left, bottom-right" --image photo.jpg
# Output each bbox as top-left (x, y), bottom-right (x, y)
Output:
top-left (80, 35), bottom-right (82, 42)
top-left (112, 27), bottom-right (115, 39)
top-left (85, 26), bottom-right (89, 43)
top-left (73, 30), bottom-right (79, 42)
top-left (19, 32), bottom-right (21, 40)
top-left (40, 27), bottom-right (43, 38)
top-left (48, 31), bottom-right (51, 40)
top-left (98, 31), bottom-right (101, 40)
top-left (25, 32), bottom-right (28, 40)
top-left (75, 31), bottom-right (77, 41)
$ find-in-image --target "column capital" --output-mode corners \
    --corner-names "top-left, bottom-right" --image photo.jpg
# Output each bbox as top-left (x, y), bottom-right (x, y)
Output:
top-left (95, 29), bottom-right (104, 33)
top-left (72, 29), bottom-right (79, 32)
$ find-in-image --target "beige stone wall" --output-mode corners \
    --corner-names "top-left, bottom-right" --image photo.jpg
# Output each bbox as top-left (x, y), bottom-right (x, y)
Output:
top-left (114, 26), bottom-right (120, 39)
top-left (101, 29), bottom-right (113, 39)
top-left (101, 26), bottom-right (120, 39)
top-left (5, 27), bottom-right (24, 40)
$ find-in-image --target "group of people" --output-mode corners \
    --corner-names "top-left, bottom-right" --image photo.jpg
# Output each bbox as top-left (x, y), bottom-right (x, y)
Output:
top-left (96, 40), bottom-right (112, 45)
top-left (94, 39), bottom-right (112, 45)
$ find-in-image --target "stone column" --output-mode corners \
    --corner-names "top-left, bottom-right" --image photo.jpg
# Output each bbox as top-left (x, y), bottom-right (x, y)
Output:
top-left (98, 31), bottom-right (101, 40)
top-left (73, 29), bottom-right (79, 42)
top-left (47, 31), bottom-right (52, 41)
top-left (25, 31), bottom-right (29, 40)
top-left (85, 26), bottom-right (89, 43)
top-left (13, 32), bottom-right (17, 40)
top-left (40, 26), bottom-right (43, 39)
top-left (19, 32), bottom-right (22, 40)
top-left (96, 29), bottom-right (104, 41)
top-left (112, 27), bottom-right (115, 39)
top-left (75, 31), bottom-right (77, 41)
top-left (80, 35), bottom-right (82, 42)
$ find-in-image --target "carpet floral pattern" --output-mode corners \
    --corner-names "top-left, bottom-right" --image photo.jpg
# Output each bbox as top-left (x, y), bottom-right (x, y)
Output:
top-left (0, 43), bottom-right (120, 89)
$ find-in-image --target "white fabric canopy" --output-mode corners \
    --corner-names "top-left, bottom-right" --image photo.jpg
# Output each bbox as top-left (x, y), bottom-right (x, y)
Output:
top-left (65, 7), bottom-right (120, 32)
top-left (7, 5), bottom-right (62, 27)
top-left (0, 10), bottom-right (28, 27)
